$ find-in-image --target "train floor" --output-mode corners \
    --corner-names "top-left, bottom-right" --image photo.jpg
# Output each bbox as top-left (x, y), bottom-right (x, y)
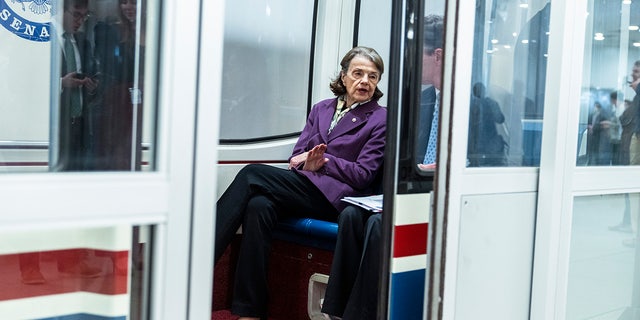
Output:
top-left (212, 236), bottom-right (334, 320)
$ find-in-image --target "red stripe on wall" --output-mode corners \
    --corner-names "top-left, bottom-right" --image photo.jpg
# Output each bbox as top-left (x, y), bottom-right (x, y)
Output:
top-left (393, 223), bottom-right (429, 258)
top-left (0, 249), bottom-right (128, 301)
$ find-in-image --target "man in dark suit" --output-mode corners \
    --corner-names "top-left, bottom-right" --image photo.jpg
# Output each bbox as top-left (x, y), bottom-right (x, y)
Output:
top-left (418, 14), bottom-right (444, 170)
top-left (56, 0), bottom-right (98, 171)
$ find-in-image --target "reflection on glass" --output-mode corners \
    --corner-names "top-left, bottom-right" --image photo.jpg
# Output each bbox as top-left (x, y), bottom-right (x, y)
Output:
top-left (54, 0), bottom-right (152, 171)
top-left (416, 14), bottom-right (444, 172)
top-left (0, 0), bottom-right (155, 172)
top-left (55, 0), bottom-right (101, 171)
top-left (468, 82), bottom-right (507, 166)
top-left (0, 0), bottom-right (52, 172)
top-left (465, 1), bottom-right (550, 167)
top-left (0, 225), bottom-right (152, 320)
top-left (220, 0), bottom-right (314, 141)
top-left (88, 0), bottom-right (148, 171)
top-left (577, 0), bottom-right (640, 167)
top-left (567, 194), bottom-right (640, 319)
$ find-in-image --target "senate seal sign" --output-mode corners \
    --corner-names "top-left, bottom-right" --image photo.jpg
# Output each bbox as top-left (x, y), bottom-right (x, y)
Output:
top-left (0, 0), bottom-right (52, 42)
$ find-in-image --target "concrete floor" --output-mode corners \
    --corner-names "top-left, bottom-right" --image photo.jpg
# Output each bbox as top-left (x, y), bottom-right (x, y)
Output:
top-left (567, 193), bottom-right (639, 320)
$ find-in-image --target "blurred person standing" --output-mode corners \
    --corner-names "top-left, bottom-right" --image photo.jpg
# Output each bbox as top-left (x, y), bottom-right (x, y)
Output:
top-left (467, 82), bottom-right (507, 167)
top-left (91, 0), bottom-right (146, 170)
top-left (606, 91), bottom-right (623, 165)
top-left (621, 61), bottom-right (640, 247)
top-left (587, 102), bottom-right (613, 165)
top-left (629, 60), bottom-right (640, 166)
top-left (619, 99), bottom-right (637, 166)
top-left (55, 0), bottom-right (99, 171)
top-left (609, 99), bottom-right (637, 234)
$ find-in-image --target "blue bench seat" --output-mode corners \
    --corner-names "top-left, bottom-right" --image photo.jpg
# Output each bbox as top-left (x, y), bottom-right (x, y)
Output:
top-left (273, 217), bottom-right (339, 251)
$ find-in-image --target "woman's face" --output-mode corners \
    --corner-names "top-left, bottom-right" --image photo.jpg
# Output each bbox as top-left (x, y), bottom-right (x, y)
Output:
top-left (341, 56), bottom-right (380, 105)
top-left (120, 0), bottom-right (137, 23)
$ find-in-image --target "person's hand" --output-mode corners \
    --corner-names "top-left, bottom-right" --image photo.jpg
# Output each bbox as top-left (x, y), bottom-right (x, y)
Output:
top-left (83, 77), bottom-right (98, 93)
top-left (289, 152), bottom-right (308, 169)
top-left (61, 72), bottom-right (85, 89)
top-left (303, 143), bottom-right (328, 172)
top-left (417, 163), bottom-right (436, 171)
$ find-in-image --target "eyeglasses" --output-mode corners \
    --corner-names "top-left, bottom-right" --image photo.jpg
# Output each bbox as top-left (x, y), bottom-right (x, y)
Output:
top-left (347, 69), bottom-right (380, 83)
top-left (66, 10), bottom-right (90, 22)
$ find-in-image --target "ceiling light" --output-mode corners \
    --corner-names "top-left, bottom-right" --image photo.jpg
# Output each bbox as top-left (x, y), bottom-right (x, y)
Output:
top-left (623, 0), bottom-right (632, 5)
top-left (594, 32), bottom-right (605, 40)
top-left (629, 25), bottom-right (639, 31)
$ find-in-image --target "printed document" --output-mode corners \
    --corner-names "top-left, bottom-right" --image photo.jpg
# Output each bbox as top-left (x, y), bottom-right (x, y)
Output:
top-left (341, 194), bottom-right (383, 212)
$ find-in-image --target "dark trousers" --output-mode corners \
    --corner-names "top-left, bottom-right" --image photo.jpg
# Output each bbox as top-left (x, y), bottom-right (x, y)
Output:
top-left (215, 164), bottom-right (338, 318)
top-left (322, 206), bottom-right (382, 320)
top-left (57, 116), bottom-right (86, 171)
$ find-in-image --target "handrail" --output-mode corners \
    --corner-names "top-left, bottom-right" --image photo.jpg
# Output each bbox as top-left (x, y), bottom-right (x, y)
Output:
top-left (0, 141), bottom-right (151, 150)
top-left (0, 141), bottom-right (49, 150)
top-left (0, 141), bottom-right (150, 168)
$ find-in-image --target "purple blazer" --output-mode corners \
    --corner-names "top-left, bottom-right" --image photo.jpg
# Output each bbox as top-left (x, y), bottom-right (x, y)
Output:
top-left (291, 98), bottom-right (386, 211)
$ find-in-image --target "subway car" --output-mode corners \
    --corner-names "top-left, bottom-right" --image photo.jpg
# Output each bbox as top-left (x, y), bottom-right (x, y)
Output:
top-left (1, 0), bottom-right (639, 319)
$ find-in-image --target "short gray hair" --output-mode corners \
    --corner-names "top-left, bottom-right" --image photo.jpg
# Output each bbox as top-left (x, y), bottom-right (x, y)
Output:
top-left (329, 46), bottom-right (385, 100)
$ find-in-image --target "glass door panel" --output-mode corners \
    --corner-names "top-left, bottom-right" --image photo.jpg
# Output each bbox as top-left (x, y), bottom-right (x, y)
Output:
top-left (567, 193), bottom-right (640, 319)
top-left (577, 0), bottom-right (640, 167)
top-left (430, 1), bottom-right (551, 318)
top-left (0, 0), bottom-right (218, 319)
top-left (0, 0), bottom-right (158, 173)
top-left (466, 1), bottom-right (550, 167)
top-left (530, 0), bottom-right (640, 318)
top-left (0, 225), bottom-right (152, 320)
top-left (560, 0), bottom-right (640, 318)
